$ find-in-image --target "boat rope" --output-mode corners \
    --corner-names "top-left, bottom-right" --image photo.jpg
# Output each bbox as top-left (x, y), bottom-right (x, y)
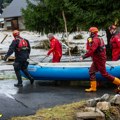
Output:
top-left (29, 58), bottom-right (42, 68)
top-left (40, 55), bottom-right (48, 62)
top-left (106, 63), bottom-right (114, 70)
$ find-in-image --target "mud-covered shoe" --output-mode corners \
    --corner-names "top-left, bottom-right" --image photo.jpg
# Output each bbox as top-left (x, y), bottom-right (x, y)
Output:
top-left (14, 83), bottom-right (23, 87)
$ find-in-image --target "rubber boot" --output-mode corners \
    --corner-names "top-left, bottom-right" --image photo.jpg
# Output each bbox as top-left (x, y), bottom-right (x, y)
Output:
top-left (85, 81), bottom-right (97, 92)
top-left (113, 77), bottom-right (120, 85)
top-left (14, 70), bottom-right (23, 87)
top-left (113, 77), bottom-right (120, 93)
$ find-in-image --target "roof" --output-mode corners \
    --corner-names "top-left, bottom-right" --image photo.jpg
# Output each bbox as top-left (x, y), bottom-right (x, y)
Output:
top-left (0, 0), bottom-right (37, 18)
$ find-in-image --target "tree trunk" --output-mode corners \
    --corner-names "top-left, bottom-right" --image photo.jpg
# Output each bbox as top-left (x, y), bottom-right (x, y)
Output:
top-left (62, 10), bottom-right (71, 61)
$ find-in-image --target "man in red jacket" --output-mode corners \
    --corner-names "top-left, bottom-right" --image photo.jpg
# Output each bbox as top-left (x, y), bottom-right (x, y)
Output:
top-left (47, 33), bottom-right (62, 63)
top-left (109, 25), bottom-right (120, 61)
top-left (80, 27), bottom-right (120, 92)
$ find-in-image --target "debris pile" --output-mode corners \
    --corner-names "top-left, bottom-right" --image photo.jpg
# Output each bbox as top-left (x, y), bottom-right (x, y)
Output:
top-left (76, 94), bottom-right (120, 120)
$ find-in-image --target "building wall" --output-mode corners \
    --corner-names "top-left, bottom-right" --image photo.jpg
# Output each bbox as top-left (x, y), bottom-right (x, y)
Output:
top-left (3, 17), bottom-right (26, 30)
top-left (4, 19), bottom-right (9, 30)
top-left (18, 17), bottom-right (25, 30)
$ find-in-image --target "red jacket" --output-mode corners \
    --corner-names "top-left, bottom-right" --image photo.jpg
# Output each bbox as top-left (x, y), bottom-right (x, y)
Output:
top-left (47, 37), bottom-right (62, 57)
top-left (110, 33), bottom-right (120, 61)
top-left (83, 34), bottom-right (106, 62)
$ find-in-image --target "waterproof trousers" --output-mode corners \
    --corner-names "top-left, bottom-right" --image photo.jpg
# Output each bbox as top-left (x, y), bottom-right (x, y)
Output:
top-left (52, 55), bottom-right (62, 63)
top-left (13, 61), bottom-right (34, 84)
top-left (89, 61), bottom-right (114, 82)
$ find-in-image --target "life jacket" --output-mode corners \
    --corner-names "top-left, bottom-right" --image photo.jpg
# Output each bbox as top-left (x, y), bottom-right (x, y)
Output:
top-left (17, 38), bottom-right (28, 51)
top-left (87, 37), bottom-right (105, 52)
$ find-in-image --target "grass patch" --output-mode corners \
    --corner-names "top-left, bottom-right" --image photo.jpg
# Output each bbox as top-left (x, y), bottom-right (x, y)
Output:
top-left (11, 101), bottom-right (86, 120)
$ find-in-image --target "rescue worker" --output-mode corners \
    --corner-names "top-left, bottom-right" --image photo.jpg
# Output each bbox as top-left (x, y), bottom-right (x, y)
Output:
top-left (3, 30), bottom-right (34, 87)
top-left (109, 25), bottom-right (120, 61)
top-left (47, 33), bottom-right (62, 63)
top-left (80, 27), bottom-right (120, 92)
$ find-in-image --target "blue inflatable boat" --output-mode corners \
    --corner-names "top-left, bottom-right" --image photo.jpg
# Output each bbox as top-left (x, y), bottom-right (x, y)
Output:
top-left (21, 60), bottom-right (120, 81)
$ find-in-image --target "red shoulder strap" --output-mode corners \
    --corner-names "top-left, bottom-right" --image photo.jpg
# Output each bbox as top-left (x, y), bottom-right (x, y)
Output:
top-left (18, 38), bottom-right (28, 48)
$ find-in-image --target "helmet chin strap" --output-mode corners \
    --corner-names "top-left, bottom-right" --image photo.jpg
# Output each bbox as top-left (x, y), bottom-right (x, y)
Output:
top-left (90, 33), bottom-right (96, 38)
top-left (112, 30), bottom-right (116, 35)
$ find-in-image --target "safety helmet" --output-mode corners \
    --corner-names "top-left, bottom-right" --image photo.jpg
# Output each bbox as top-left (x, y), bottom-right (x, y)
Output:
top-left (89, 27), bottom-right (98, 33)
top-left (109, 25), bottom-right (116, 30)
top-left (13, 30), bottom-right (20, 37)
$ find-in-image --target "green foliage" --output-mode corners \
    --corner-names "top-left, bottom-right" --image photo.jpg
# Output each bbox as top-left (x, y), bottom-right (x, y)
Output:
top-left (22, 0), bottom-right (120, 33)
top-left (22, 0), bottom-right (80, 33)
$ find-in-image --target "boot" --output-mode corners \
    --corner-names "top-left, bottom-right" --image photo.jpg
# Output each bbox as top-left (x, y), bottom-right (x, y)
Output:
top-left (85, 81), bottom-right (97, 92)
top-left (30, 78), bottom-right (34, 85)
top-left (14, 70), bottom-right (23, 86)
top-left (113, 77), bottom-right (120, 85)
top-left (14, 83), bottom-right (23, 87)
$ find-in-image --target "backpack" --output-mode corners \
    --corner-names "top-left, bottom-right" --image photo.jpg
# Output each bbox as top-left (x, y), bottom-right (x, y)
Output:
top-left (17, 38), bottom-right (28, 51)
top-left (96, 37), bottom-right (106, 52)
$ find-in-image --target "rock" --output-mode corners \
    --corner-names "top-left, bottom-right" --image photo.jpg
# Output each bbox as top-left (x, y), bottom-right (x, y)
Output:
top-left (96, 101), bottom-right (111, 110)
top-left (76, 111), bottom-right (105, 120)
top-left (76, 107), bottom-right (105, 120)
top-left (85, 107), bottom-right (105, 118)
top-left (110, 94), bottom-right (120, 105)
top-left (100, 93), bottom-right (110, 101)
top-left (87, 98), bottom-right (101, 107)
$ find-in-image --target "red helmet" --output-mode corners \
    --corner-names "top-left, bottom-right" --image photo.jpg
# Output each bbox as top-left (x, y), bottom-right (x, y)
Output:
top-left (89, 27), bottom-right (98, 33)
top-left (13, 30), bottom-right (20, 37)
top-left (109, 25), bottom-right (116, 30)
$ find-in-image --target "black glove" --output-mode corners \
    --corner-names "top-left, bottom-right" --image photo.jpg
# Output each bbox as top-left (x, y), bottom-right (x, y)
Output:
top-left (3, 55), bottom-right (8, 61)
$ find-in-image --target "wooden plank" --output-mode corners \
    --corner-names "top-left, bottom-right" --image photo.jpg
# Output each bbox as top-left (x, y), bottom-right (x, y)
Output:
top-left (8, 56), bottom-right (15, 61)
top-left (1, 55), bottom-right (15, 61)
